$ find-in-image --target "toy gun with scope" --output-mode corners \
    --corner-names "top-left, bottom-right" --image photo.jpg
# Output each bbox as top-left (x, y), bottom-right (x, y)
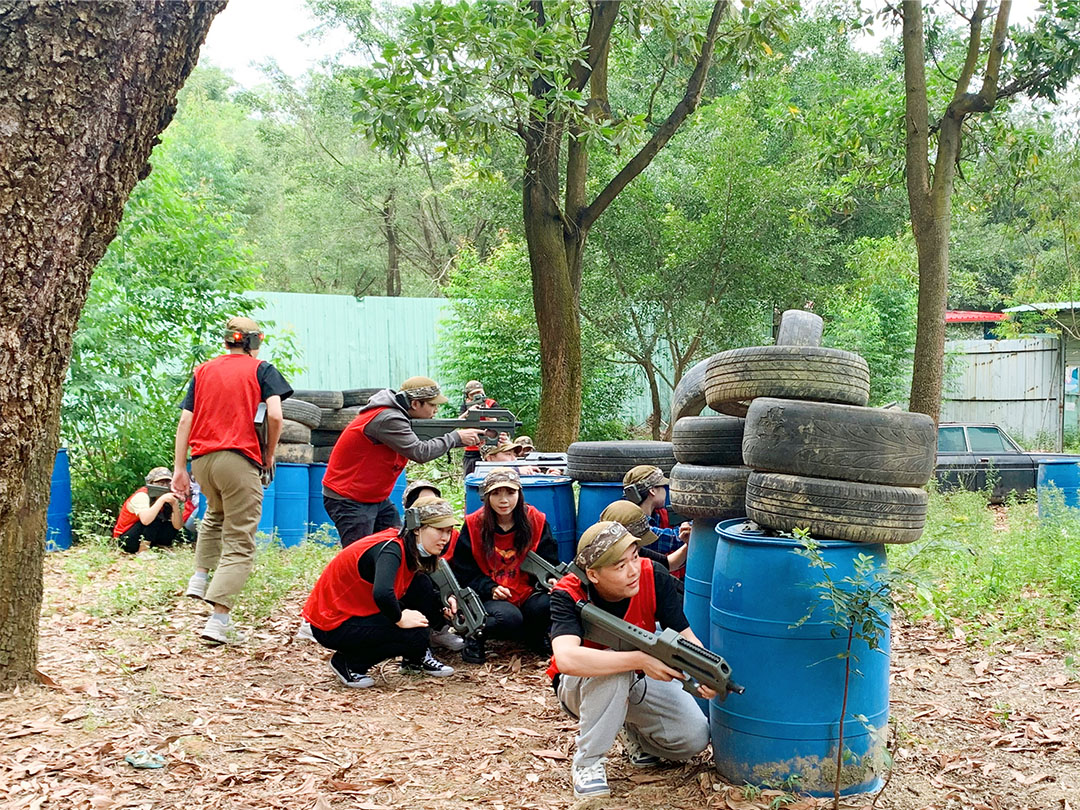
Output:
top-left (411, 407), bottom-right (522, 445)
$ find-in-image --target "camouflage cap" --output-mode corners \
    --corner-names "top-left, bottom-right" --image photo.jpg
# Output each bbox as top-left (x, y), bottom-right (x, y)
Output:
top-left (403, 479), bottom-right (441, 508)
top-left (575, 521), bottom-right (638, 570)
top-left (481, 439), bottom-right (519, 460)
top-left (513, 435), bottom-right (535, 454)
top-left (400, 376), bottom-right (449, 405)
top-left (144, 466), bottom-right (172, 485)
top-left (480, 466), bottom-right (521, 497)
top-left (464, 380), bottom-right (484, 395)
top-left (224, 316), bottom-right (261, 342)
top-left (622, 464), bottom-right (669, 502)
top-left (599, 500), bottom-right (658, 546)
top-left (409, 495), bottom-right (458, 528)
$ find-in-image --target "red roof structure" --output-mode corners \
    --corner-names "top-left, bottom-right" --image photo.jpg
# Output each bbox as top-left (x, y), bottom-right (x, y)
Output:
top-left (945, 310), bottom-right (1008, 323)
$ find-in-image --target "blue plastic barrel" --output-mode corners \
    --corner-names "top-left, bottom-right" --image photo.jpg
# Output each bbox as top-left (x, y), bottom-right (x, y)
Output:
top-left (274, 463), bottom-right (309, 547)
top-left (256, 477), bottom-right (277, 538)
top-left (46, 448), bottom-right (73, 551)
top-left (1037, 459), bottom-right (1080, 517)
top-left (390, 469), bottom-right (407, 514)
top-left (576, 481), bottom-right (625, 535)
top-left (684, 518), bottom-right (721, 714)
top-left (710, 519), bottom-right (890, 796)
top-left (466, 473), bottom-right (577, 562)
top-left (307, 463), bottom-right (339, 540)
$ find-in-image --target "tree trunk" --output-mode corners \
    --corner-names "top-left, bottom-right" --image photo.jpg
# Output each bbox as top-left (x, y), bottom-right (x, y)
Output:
top-left (383, 193), bottom-right (401, 296)
top-left (908, 203), bottom-right (950, 420)
top-left (644, 363), bottom-right (662, 440)
top-left (0, 0), bottom-right (224, 689)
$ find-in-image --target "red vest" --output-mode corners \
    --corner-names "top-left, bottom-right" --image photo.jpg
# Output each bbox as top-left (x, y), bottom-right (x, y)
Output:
top-left (546, 558), bottom-right (657, 681)
top-left (302, 528), bottom-right (415, 631)
top-left (464, 397), bottom-right (497, 451)
top-left (323, 407), bottom-right (407, 502)
top-left (188, 353), bottom-right (265, 466)
top-left (443, 528), bottom-right (462, 561)
top-left (112, 487), bottom-right (196, 537)
top-left (654, 507), bottom-right (671, 529)
top-left (464, 504), bottom-right (546, 607)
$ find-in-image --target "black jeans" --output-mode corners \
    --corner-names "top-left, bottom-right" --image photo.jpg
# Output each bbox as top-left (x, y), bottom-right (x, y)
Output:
top-left (482, 591), bottom-right (551, 650)
top-left (311, 573), bottom-right (445, 671)
top-left (324, 495), bottom-right (401, 548)
top-left (117, 518), bottom-right (194, 553)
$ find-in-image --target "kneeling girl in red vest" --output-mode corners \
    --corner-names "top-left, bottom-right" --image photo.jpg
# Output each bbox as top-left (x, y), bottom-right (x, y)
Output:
top-left (547, 521), bottom-right (714, 800)
top-left (302, 496), bottom-right (460, 688)
top-left (450, 467), bottom-right (560, 663)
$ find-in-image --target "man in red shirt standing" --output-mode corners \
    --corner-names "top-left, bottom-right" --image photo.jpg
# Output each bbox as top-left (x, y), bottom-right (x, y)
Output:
top-left (172, 316), bottom-right (293, 644)
top-left (322, 377), bottom-right (483, 547)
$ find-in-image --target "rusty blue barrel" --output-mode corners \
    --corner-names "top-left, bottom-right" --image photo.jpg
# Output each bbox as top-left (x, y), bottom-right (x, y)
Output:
top-left (46, 448), bottom-right (73, 551)
top-left (576, 482), bottom-right (625, 535)
top-left (684, 517), bottom-right (721, 714)
top-left (274, 463), bottom-right (309, 547)
top-left (710, 519), bottom-right (890, 796)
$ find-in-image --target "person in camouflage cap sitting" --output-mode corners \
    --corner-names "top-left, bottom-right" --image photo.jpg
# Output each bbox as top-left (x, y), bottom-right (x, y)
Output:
top-left (622, 465), bottom-right (690, 562)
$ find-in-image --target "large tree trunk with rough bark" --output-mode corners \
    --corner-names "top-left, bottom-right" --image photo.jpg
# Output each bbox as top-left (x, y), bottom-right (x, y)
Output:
top-left (0, 0), bottom-right (224, 689)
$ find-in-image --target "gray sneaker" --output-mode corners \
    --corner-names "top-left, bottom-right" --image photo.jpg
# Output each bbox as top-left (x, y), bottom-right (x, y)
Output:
top-left (184, 573), bottom-right (208, 600)
top-left (572, 759), bottom-right (610, 798)
top-left (429, 626), bottom-right (465, 652)
top-left (618, 726), bottom-right (662, 767)
top-left (200, 614), bottom-right (245, 645)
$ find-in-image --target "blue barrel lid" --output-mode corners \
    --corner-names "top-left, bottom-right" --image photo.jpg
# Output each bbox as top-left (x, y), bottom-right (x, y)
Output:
top-left (465, 473), bottom-right (572, 487)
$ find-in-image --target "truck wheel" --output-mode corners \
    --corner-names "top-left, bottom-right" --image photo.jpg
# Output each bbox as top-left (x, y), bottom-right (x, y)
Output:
top-left (282, 398), bottom-right (322, 429)
top-left (280, 420), bottom-right (312, 444)
top-left (745, 472), bottom-right (928, 544)
top-left (705, 346), bottom-right (870, 417)
top-left (672, 416), bottom-right (745, 465)
top-left (566, 441), bottom-right (676, 482)
top-left (317, 407), bottom-right (361, 432)
top-left (342, 388), bottom-right (381, 407)
top-left (291, 389), bottom-right (345, 409)
top-left (669, 463), bottom-right (750, 519)
top-left (742, 398), bottom-right (936, 487)
top-left (775, 309), bottom-right (824, 347)
top-left (275, 443), bottom-right (314, 464)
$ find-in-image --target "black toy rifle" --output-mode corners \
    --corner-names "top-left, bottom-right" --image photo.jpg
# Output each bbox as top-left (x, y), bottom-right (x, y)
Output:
top-left (429, 559), bottom-right (487, 638)
top-left (411, 407), bottom-right (522, 444)
top-left (521, 551), bottom-right (570, 587)
top-left (146, 484), bottom-right (181, 503)
top-left (254, 402), bottom-right (274, 485)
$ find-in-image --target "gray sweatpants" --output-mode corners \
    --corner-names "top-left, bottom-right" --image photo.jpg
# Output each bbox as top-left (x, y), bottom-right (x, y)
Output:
top-left (556, 671), bottom-right (710, 769)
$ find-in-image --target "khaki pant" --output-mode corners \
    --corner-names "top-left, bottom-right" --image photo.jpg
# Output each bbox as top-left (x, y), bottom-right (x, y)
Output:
top-left (192, 451), bottom-right (262, 609)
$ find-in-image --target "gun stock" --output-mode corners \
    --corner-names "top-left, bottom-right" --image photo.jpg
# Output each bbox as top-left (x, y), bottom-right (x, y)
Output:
top-left (430, 559), bottom-right (487, 638)
top-left (521, 551), bottom-right (571, 590)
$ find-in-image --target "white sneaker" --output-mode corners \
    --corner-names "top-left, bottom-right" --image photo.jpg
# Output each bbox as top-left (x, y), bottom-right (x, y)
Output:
top-left (618, 726), bottom-right (662, 767)
top-left (184, 573), bottom-right (208, 599)
top-left (200, 614), bottom-right (245, 645)
top-left (295, 620), bottom-right (316, 642)
top-left (572, 759), bottom-right (610, 798)
top-left (430, 626), bottom-right (465, 651)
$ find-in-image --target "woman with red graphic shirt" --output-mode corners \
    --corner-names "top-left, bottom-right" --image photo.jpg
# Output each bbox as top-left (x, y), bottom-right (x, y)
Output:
top-left (450, 467), bottom-right (560, 663)
top-left (302, 496), bottom-right (460, 688)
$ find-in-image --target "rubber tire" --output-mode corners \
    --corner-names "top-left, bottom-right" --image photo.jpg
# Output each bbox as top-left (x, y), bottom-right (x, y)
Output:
top-left (672, 416), bottom-right (745, 465)
top-left (745, 472), bottom-right (928, 545)
top-left (275, 443), bottom-right (314, 464)
top-left (776, 309), bottom-right (824, 347)
top-left (742, 398), bottom-right (936, 487)
top-left (318, 407), bottom-right (361, 432)
top-left (668, 356), bottom-right (713, 431)
top-left (280, 420), bottom-right (312, 444)
top-left (313, 446), bottom-right (333, 463)
top-left (669, 464), bottom-right (750, 519)
top-left (566, 441), bottom-right (676, 483)
top-left (281, 398), bottom-right (322, 429)
top-left (342, 388), bottom-right (381, 407)
top-left (311, 429), bottom-right (342, 447)
top-left (705, 346), bottom-right (870, 418)
top-left (292, 389), bottom-right (345, 410)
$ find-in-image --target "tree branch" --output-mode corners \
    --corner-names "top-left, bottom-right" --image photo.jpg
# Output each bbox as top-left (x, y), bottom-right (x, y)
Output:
top-left (902, 1), bottom-right (932, 207)
top-left (951, 1), bottom-right (985, 104)
top-left (569, 0), bottom-right (620, 92)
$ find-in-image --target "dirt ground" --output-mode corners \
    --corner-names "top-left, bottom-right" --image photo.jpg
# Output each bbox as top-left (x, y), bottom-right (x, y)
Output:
top-left (1, 551), bottom-right (1078, 810)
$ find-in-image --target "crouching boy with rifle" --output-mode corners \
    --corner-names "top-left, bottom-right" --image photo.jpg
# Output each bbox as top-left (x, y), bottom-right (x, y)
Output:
top-left (545, 521), bottom-right (741, 799)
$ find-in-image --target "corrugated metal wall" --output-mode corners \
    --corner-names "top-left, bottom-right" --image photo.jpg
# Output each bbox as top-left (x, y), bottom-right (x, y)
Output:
top-left (940, 337), bottom-right (1062, 445)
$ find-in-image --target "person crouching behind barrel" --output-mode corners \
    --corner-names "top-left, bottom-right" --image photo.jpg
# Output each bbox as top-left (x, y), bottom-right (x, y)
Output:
top-left (546, 521), bottom-right (713, 800)
top-left (302, 496), bottom-right (460, 688)
top-left (450, 467), bottom-right (561, 663)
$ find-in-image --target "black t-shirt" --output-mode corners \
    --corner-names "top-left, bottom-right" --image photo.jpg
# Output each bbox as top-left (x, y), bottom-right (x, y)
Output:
top-left (180, 360), bottom-right (293, 411)
top-left (549, 561), bottom-right (688, 640)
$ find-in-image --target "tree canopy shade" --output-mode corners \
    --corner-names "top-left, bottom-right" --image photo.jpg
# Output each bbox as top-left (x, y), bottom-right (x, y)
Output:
top-left (352, 0), bottom-right (793, 448)
top-left (0, 0), bottom-right (224, 688)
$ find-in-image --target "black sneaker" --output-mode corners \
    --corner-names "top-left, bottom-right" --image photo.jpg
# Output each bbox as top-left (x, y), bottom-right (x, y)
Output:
top-left (462, 634), bottom-right (487, 664)
top-left (399, 648), bottom-right (455, 677)
top-left (329, 653), bottom-right (374, 688)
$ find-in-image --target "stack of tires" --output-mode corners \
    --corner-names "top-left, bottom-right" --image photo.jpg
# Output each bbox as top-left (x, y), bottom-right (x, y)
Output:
top-left (278, 395), bottom-right (323, 464)
top-left (311, 388), bottom-right (379, 462)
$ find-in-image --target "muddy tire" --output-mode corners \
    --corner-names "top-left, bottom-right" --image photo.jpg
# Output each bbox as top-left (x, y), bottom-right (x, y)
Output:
top-left (668, 357), bottom-right (713, 430)
top-left (281, 398), bottom-right (322, 429)
top-left (275, 443), bottom-right (314, 464)
top-left (745, 472), bottom-right (928, 544)
top-left (742, 398), bottom-right (936, 487)
top-left (705, 346), bottom-right (870, 417)
top-left (312, 446), bottom-right (333, 463)
top-left (311, 429), bottom-right (342, 447)
top-left (342, 387), bottom-right (381, 407)
top-left (775, 310), bottom-right (824, 347)
top-left (292, 389), bottom-right (345, 410)
top-left (669, 464), bottom-right (750, 519)
top-left (318, 407), bottom-right (361, 432)
top-left (280, 420), bottom-right (312, 444)
top-left (672, 416), bottom-right (745, 465)
top-left (566, 441), bottom-right (676, 482)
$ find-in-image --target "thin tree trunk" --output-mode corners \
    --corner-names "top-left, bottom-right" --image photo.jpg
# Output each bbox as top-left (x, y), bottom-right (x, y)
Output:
top-left (0, 0), bottom-right (224, 688)
top-left (383, 193), bottom-right (401, 296)
top-left (644, 364), bottom-right (662, 440)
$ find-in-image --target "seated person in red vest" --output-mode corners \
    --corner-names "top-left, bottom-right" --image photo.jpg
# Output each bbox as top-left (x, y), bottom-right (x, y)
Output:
top-left (323, 377), bottom-right (484, 548)
top-left (450, 467), bottom-right (560, 663)
top-left (622, 465), bottom-right (691, 558)
top-left (599, 500), bottom-right (688, 580)
top-left (113, 467), bottom-right (196, 553)
top-left (547, 521), bottom-right (713, 799)
top-left (459, 379), bottom-right (498, 476)
top-left (302, 496), bottom-right (460, 688)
